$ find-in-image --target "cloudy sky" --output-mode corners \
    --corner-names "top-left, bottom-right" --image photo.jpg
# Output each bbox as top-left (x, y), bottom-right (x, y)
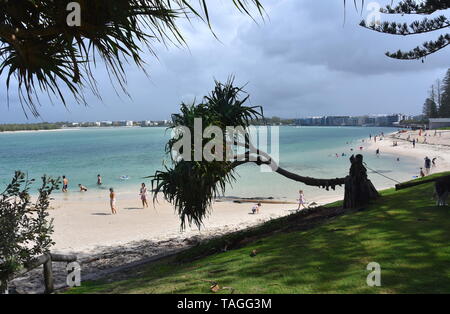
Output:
top-left (1, 0), bottom-right (449, 123)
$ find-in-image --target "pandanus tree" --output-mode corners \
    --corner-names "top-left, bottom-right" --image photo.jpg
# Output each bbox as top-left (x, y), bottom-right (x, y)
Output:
top-left (152, 78), bottom-right (379, 229)
top-left (0, 0), bottom-right (263, 117)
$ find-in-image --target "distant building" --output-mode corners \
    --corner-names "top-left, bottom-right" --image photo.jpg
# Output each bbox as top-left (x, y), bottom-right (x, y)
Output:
top-left (429, 118), bottom-right (450, 129)
top-left (295, 113), bottom-right (406, 127)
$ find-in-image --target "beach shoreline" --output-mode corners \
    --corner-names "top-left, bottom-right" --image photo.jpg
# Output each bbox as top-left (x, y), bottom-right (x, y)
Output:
top-left (364, 130), bottom-right (450, 174)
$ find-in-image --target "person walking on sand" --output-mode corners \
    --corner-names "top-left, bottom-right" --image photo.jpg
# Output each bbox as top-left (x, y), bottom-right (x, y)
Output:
top-left (62, 176), bottom-right (69, 192)
top-left (424, 157), bottom-right (431, 175)
top-left (97, 174), bottom-right (102, 185)
top-left (109, 188), bottom-right (117, 214)
top-left (297, 190), bottom-right (306, 210)
top-left (140, 183), bottom-right (149, 208)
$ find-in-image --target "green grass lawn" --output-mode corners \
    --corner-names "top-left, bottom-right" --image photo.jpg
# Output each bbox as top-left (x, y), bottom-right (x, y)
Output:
top-left (67, 172), bottom-right (450, 294)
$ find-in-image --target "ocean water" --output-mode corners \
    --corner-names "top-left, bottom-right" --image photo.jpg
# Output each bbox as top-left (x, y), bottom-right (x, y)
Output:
top-left (0, 126), bottom-right (420, 200)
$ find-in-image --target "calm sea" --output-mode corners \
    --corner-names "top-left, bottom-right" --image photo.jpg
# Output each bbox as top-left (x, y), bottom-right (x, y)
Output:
top-left (0, 126), bottom-right (419, 200)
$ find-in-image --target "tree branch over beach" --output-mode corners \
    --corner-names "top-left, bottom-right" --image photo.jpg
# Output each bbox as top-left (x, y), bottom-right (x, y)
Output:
top-left (152, 78), bottom-right (379, 229)
top-left (0, 0), bottom-right (264, 117)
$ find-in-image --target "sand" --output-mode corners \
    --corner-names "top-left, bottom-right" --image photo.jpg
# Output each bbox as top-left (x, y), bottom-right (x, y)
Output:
top-left (364, 129), bottom-right (450, 174)
top-left (48, 192), bottom-right (340, 254)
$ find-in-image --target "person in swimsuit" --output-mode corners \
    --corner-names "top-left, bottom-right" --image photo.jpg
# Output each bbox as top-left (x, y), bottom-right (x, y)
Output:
top-left (97, 174), bottom-right (102, 185)
top-left (62, 176), bottom-right (69, 192)
top-left (140, 183), bottom-right (149, 208)
top-left (78, 184), bottom-right (88, 192)
top-left (109, 188), bottom-right (117, 214)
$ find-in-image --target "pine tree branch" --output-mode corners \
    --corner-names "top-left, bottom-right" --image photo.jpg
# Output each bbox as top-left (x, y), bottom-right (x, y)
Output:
top-left (386, 34), bottom-right (450, 60)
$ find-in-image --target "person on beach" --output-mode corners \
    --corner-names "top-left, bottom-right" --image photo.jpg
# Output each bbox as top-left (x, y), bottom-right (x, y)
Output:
top-left (140, 183), bottom-right (149, 208)
top-left (376, 148), bottom-right (380, 157)
top-left (251, 203), bottom-right (261, 214)
top-left (62, 176), bottom-right (69, 192)
top-left (412, 139), bottom-right (416, 148)
top-left (97, 174), bottom-right (102, 185)
top-left (78, 184), bottom-right (88, 192)
top-left (297, 190), bottom-right (306, 210)
top-left (109, 188), bottom-right (117, 214)
top-left (424, 157), bottom-right (431, 175)
top-left (420, 168), bottom-right (425, 178)
top-left (432, 157), bottom-right (437, 167)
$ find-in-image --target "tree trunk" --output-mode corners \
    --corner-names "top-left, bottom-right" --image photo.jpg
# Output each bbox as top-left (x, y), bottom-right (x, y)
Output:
top-left (343, 154), bottom-right (379, 209)
top-left (271, 154), bottom-right (378, 209)
top-left (0, 280), bottom-right (8, 294)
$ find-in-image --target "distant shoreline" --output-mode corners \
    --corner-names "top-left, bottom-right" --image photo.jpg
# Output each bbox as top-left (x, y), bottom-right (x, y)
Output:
top-left (0, 126), bottom-right (162, 134)
top-left (0, 124), bottom-right (403, 134)
top-left (0, 128), bottom-right (79, 134)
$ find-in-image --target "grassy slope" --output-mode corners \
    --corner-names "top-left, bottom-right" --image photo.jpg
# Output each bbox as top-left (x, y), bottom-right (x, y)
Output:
top-left (68, 172), bottom-right (450, 294)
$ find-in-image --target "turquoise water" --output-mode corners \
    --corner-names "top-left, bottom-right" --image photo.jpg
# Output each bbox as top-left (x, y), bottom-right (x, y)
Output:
top-left (0, 126), bottom-right (419, 199)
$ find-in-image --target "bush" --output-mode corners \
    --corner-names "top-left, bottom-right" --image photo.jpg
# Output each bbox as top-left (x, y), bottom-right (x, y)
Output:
top-left (0, 171), bottom-right (59, 293)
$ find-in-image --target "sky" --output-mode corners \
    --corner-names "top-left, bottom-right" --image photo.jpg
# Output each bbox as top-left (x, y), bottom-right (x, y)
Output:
top-left (0, 0), bottom-right (449, 123)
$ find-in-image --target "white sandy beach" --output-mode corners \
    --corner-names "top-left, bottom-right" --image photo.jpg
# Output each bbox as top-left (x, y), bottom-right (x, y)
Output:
top-left (365, 129), bottom-right (450, 173)
top-left (48, 192), bottom-right (340, 254)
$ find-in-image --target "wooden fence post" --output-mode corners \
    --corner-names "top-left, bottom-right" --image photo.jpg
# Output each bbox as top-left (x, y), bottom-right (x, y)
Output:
top-left (0, 281), bottom-right (8, 294)
top-left (43, 254), bottom-right (54, 294)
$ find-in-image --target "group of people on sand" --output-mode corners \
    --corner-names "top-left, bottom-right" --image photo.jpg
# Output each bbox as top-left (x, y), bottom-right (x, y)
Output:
top-left (60, 174), bottom-right (150, 215)
top-left (109, 183), bottom-right (149, 215)
top-left (250, 190), bottom-right (307, 214)
top-left (419, 156), bottom-right (437, 178)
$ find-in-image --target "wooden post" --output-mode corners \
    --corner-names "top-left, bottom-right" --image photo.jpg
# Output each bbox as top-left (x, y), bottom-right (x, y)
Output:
top-left (43, 254), bottom-right (54, 294)
top-left (0, 281), bottom-right (8, 294)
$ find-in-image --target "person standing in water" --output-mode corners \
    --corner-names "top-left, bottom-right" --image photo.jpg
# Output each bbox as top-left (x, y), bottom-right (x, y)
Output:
top-left (140, 183), bottom-right (149, 208)
top-left (109, 188), bottom-right (117, 214)
top-left (62, 176), bottom-right (69, 192)
top-left (297, 190), bottom-right (306, 210)
top-left (97, 174), bottom-right (102, 185)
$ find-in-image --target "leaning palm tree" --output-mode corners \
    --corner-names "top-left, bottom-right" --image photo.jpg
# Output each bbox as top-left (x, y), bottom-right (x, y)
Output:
top-left (152, 78), bottom-right (379, 229)
top-left (0, 1), bottom-right (264, 117)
